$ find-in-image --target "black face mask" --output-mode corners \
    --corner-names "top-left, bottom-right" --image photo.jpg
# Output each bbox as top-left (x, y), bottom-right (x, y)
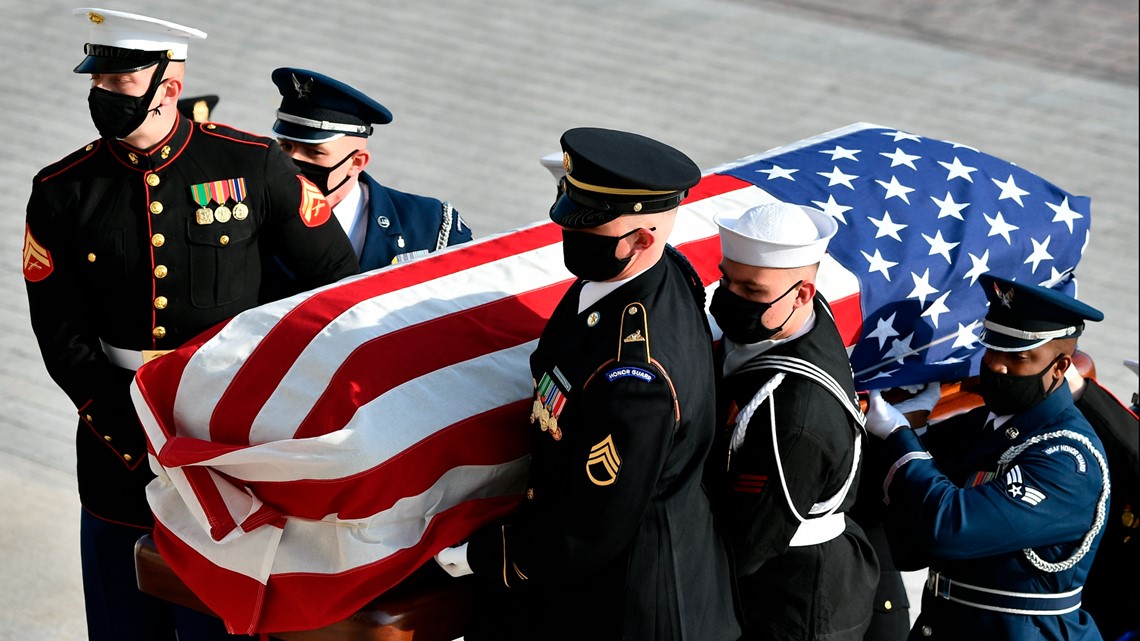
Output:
top-left (291, 150), bottom-right (359, 196)
top-left (979, 355), bottom-right (1063, 416)
top-left (87, 61), bottom-right (170, 140)
top-left (710, 279), bottom-right (802, 344)
top-left (561, 227), bottom-right (650, 282)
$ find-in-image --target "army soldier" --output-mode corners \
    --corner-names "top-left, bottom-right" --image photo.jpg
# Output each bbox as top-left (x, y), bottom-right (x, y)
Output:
top-left (270, 68), bottom-right (472, 272)
top-left (706, 202), bottom-right (878, 640)
top-left (22, 9), bottom-right (357, 641)
top-left (866, 275), bottom-right (1110, 640)
top-left (434, 128), bottom-right (740, 641)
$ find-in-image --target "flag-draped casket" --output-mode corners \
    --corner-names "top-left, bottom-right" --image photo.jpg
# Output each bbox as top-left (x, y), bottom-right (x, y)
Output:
top-left (131, 122), bottom-right (1091, 634)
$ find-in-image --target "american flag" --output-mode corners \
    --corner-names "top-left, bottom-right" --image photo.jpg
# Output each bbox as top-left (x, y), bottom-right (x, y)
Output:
top-left (718, 123), bottom-right (1090, 388)
top-left (131, 122), bottom-right (1086, 634)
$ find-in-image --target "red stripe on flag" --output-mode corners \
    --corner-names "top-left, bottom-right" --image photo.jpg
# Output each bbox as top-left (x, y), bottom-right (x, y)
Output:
top-left (250, 400), bottom-right (531, 519)
top-left (210, 223), bottom-right (565, 444)
top-left (154, 494), bottom-right (522, 634)
top-left (292, 283), bottom-right (566, 440)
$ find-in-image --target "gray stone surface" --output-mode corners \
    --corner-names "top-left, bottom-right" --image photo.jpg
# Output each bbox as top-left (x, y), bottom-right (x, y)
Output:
top-left (0, 1), bottom-right (1135, 639)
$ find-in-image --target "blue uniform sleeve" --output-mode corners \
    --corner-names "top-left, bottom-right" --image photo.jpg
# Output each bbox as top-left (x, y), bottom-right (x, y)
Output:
top-left (884, 427), bottom-right (1105, 568)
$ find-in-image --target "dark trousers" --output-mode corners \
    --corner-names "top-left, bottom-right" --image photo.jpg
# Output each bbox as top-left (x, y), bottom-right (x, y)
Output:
top-left (80, 509), bottom-right (254, 641)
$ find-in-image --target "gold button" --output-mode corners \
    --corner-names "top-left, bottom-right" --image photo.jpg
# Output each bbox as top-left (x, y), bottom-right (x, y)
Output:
top-left (149, 201), bottom-right (163, 214)
top-left (103, 435), bottom-right (112, 442)
top-left (146, 174), bottom-right (160, 187)
top-left (84, 414), bottom-right (92, 422)
top-left (85, 144), bottom-right (94, 151)
top-left (154, 296), bottom-right (168, 310)
top-left (153, 326), bottom-right (166, 339)
top-left (884, 600), bottom-right (893, 611)
top-left (123, 453), bottom-right (133, 462)
top-left (219, 235), bottom-right (230, 245)
top-left (526, 488), bottom-right (534, 500)
top-left (87, 253), bottom-right (96, 263)
top-left (151, 234), bottom-right (165, 247)
top-left (154, 265), bottom-right (168, 279)
top-left (206, 124), bottom-right (217, 130)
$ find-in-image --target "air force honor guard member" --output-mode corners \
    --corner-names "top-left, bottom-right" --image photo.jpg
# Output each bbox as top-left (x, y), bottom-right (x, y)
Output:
top-left (707, 202), bottom-right (878, 640)
top-left (433, 128), bottom-right (740, 641)
top-left (23, 9), bottom-right (357, 641)
top-left (866, 275), bottom-right (1110, 640)
top-left (271, 68), bottom-right (473, 271)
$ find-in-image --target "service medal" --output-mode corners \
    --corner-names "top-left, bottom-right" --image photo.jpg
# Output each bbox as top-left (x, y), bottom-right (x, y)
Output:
top-left (233, 203), bottom-right (249, 220)
top-left (195, 207), bottom-right (214, 225)
top-left (214, 205), bottom-right (232, 223)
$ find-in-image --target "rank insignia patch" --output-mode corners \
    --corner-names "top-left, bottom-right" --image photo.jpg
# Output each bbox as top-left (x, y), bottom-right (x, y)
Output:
top-left (298, 176), bottom-right (332, 227)
top-left (531, 370), bottom-right (569, 441)
top-left (587, 434), bottom-right (621, 486)
top-left (1005, 465), bottom-right (1046, 506)
top-left (22, 225), bottom-right (53, 282)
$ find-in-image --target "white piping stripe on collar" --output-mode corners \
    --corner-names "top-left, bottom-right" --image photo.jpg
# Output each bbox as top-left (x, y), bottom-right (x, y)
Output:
top-left (275, 111), bottom-right (369, 135)
top-left (982, 319), bottom-right (1078, 341)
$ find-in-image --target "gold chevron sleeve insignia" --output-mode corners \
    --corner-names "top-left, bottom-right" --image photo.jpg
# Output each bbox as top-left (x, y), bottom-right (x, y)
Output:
top-left (586, 434), bottom-right (622, 486)
top-left (22, 225), bottom-right (54, 282)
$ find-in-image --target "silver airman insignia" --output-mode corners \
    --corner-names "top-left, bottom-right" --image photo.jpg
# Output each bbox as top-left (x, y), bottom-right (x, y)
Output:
top-left (377, 216), bottom-right (390, 228)
top-left (587, 311), bottom-right (600, 327)
top-left (586, 434), bottom-right (621, 486)
top-left (994, 282), bottom-right (1014, 309)
top-left (1005, 426), bottom-right (1020, 439)
top-left (292, 74), bottom-right (313, 99)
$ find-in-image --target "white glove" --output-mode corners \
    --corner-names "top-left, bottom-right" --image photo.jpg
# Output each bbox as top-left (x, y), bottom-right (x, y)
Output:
top-left (434, 542), bottom-right (473, 577)
top-left (893, 382), bottom-right (942, 415)
top-left (865, 390), bottom-right (909, 440)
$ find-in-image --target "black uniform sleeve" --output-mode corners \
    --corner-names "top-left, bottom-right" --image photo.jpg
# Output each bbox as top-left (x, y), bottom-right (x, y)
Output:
top-left (723, 379), bottom-right (852, 574)
top-left (24, 179), bottom-right (115, 409)
top-left (468, 363), bottom-right (678, 586)
top-left (259, 142), bottom-right (358, 290)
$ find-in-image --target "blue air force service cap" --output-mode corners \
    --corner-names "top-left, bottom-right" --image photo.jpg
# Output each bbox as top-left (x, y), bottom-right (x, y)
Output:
top-left (271, 68), bottom-right (393, 144)
top-left (550, 127), bottom-right (701, 229)
top-left (72, 8), bottom-right (207, 74)
top-left (978, 274), bottom-right (1103, 352)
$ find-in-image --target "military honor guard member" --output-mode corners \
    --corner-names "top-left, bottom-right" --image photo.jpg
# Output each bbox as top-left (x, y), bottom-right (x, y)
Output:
top-left (706, 202), bottom-right (878, 640)
top-left (270, 68), bottom-right (473, 272)
top-left (23, 9), bottom-right (358, 641)
top-left (866, 274), bottom-right (1111, 641)
top-left (434, 128), bottom-right (740, 641)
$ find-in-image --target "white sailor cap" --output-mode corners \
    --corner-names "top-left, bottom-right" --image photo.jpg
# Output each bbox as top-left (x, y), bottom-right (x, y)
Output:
top-left (73, 8), bottom-right (207, 74)
top-left (714, 201), bottom-right (837, 268)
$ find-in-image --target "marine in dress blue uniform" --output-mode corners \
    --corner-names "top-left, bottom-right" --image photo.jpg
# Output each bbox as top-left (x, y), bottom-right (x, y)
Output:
top-left (707, 203), bottom-right (879, 640)
top-left (270, 68), bottom-right (472, 274)
top-left (23, 9), bottom-right (357, 641)
top-left (433, 128), bottom-right (740, 641)
top-left (866, 275), bottom-right (1111, 641)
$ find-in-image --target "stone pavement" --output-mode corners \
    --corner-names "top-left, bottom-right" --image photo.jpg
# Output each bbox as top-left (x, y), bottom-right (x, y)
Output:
top-left (0, 1), bottom-right (1135, 639)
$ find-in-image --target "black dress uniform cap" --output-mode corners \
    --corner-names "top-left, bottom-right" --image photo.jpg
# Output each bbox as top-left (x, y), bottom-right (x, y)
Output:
top-left (271, 68), bottom-right (393, 144)
top-left (72, 8), bottom-right (207, 74)
top-left (978, 273), bottom-right (1104, 352)
top-left (550, 127), bottom-right (701, 229)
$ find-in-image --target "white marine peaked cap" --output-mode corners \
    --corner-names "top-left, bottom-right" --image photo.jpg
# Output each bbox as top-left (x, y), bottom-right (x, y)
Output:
top-left (715, 201), bottom-right (838, 268)
top-left (73, 7), bottom-right (207, 64)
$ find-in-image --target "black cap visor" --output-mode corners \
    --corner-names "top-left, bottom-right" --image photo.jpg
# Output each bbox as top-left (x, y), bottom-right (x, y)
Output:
top-left (73, 44), bottom-right (167, 74)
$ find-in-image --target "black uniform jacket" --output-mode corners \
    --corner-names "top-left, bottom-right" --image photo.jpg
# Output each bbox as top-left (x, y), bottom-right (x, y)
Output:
top-left (711, 295), bottom-right (878, 641)
top-left (466, 249), bottom-right (740, 641)
top-left (24, 116), bottom-right (358, 525)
